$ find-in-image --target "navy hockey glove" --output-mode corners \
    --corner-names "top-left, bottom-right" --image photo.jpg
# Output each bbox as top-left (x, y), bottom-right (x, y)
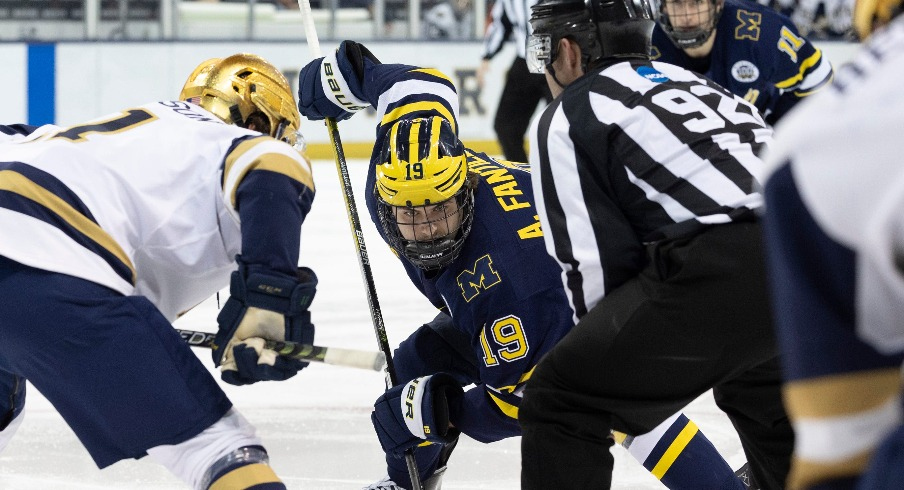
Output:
top-left (297, 40), bottom-right (380, 121)
top-left (371, 373), bottom-right (463, 458)
top-left (212, 261), bottom-right (317, 386)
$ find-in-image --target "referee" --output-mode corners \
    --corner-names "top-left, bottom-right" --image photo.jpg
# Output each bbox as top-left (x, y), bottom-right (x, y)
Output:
top-left (478, 0), bottom-right (551, 162)
top-left (519, 0), bottom-right (794, 488)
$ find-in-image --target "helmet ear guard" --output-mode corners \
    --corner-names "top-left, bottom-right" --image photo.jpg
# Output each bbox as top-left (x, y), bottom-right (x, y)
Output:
top-left (374, 117), bottom-right (476, 271)
top-left (179, 53), bottom-right (305, 151)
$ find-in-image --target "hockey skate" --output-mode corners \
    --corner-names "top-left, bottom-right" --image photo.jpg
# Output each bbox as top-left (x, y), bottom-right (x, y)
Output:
top-left (361, 466), bottom-right (447, 490)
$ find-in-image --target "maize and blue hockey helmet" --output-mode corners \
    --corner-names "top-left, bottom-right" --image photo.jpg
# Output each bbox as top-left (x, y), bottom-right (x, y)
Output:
top-left (657, 0), bottom-right (723, 49)
top-left (179, 53), bottom-right (305, 151)
top-left (375, 117), bottom-right (476, 271)
top-left (528, 0), bottom-right (656, 74)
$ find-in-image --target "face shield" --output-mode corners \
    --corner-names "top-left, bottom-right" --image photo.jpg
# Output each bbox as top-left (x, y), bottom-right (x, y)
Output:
top-left (526, 34), bottom-right (553, 74)
top-left (273, 120), bottom-right (307, 154)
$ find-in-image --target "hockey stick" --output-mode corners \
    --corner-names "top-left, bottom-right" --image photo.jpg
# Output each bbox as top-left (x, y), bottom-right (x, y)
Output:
top-left (294, 4), bottom-right (423, 489)
top-left (177, 328), bottom-right (386, 371)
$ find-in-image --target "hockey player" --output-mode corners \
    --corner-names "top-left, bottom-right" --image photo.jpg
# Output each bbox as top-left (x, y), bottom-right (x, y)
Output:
top-left (296, 40), bottom-right (754, 490)
top-left (520, 0), bottom-right (795, 488)
top-left (652, 0), bottom-right (834, 124)
top-left (0, 54), bottom-right (317, 489)
top-left (762, 0), bottom-right (904, 488)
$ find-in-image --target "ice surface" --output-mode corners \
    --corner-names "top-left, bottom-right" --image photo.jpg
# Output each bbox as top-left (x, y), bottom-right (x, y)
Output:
top-left (0, 160), bottom-right (747, 489)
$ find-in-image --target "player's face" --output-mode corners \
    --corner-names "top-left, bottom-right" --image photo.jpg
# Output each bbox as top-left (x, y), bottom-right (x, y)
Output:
top-left (393, 198), bottom-right (462, 243)
top-left (664, 0), bottom-right (714, 30)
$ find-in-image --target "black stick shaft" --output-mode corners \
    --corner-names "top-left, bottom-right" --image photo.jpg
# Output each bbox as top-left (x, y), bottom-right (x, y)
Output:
top-left (325, 118), bottom-right (422, 489)
top-left (176, 328), bottom-right (385, 371)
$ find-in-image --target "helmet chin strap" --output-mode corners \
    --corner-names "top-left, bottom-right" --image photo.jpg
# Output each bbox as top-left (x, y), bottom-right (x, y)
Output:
top-left (274, 120), bottom-right (288, 141)
top-left (228, 105), bottom-right (246, 127)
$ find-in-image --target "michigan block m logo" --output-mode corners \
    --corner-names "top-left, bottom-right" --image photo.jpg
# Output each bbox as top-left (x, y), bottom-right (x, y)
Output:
top-left (457, 255), bottom-right (502, 302)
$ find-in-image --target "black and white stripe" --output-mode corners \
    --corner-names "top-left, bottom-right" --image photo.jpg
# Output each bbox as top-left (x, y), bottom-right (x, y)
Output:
top-left (530, 59), bottom-right (770, 320)
top-left (483, 0), bottom-right (538, 60)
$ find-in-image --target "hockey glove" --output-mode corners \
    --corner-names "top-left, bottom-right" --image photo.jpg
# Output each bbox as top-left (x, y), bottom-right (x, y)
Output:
top-left (212, 262), bottom-right (317, 386)
top-left (297, 40), bottom-right (381, 121)
top-left (371, 373), bottom-right (463, 458)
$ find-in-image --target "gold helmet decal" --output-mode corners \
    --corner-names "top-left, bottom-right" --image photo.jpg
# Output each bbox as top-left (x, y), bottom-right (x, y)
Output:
top-left (376, 117), bottom-right (467, 207)
top-left (854, 0), bottom-right (904, 38)
top-left (179, 53), bottom-right (303, 148)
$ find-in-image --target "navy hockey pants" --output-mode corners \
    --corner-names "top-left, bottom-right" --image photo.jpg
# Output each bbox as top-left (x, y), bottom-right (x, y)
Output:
top-left (520, 222), bottom-right (794, 490)
top-left (0, 255), bottom-right (232, 468)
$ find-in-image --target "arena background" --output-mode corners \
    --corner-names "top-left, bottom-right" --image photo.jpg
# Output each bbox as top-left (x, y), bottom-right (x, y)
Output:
top-left (1, 39), bottom-right (859, 159)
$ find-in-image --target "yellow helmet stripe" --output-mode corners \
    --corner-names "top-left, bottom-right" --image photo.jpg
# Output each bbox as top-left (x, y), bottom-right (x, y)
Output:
top-left (409, 119), bottom-right (422, 167)
top-left (427, 117), bottom-right (442, 164)
top-left (389, 121), bottom-right (402, 169)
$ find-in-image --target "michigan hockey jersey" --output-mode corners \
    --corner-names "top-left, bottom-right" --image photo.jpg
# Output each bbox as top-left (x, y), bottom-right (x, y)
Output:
top-left (652, 0), bottom-right (833, 124)
top-left (342, 63), bottom-right (573, 440)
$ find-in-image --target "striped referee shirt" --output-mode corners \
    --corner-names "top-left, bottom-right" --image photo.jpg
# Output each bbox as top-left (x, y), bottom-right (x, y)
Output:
top-left (530, 58), bottom-right (771, 321)
top-left (482, 0), bottom-right (537, 60)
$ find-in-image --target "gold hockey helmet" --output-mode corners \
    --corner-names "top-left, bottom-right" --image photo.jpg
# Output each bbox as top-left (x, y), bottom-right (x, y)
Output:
top-left (179, 53), bottom-right (303, 149)
top-left (854, 0), bottom-right (904, 38)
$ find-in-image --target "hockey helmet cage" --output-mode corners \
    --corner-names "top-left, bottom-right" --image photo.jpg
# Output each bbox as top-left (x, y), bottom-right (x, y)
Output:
top-left (374, 117), bottom-right (476, 270)
top-left (658, 0), bottom-right (723, 49)
top-left (854, 0), bottom-right (904, 38)
top-left (179, 53), bottom-right (304, 150)
top-left (528, 0), bottom-right (656, 73)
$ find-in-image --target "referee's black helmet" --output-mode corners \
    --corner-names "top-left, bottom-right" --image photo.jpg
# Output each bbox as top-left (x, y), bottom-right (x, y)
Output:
top-left (528, 0), bottom-right (656, 73)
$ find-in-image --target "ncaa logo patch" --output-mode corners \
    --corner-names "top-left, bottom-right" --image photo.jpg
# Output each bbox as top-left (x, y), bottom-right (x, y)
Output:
top-left (731, 60), bottom-right (760, 83)
top-left (636, 66), bottom-right (669, 83)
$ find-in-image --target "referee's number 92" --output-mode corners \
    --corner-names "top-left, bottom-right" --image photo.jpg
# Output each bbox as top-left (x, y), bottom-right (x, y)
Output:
top-left (652, 85), bottom-right (764, 132)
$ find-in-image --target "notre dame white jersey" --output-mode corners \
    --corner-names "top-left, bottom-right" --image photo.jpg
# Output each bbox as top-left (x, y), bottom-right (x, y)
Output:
top-left (765, 17), bottom-right (904, 352)
top-left (0, 101), bottom-right (313, 321)
top-left (762, 16), bottom-right (904, 489)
